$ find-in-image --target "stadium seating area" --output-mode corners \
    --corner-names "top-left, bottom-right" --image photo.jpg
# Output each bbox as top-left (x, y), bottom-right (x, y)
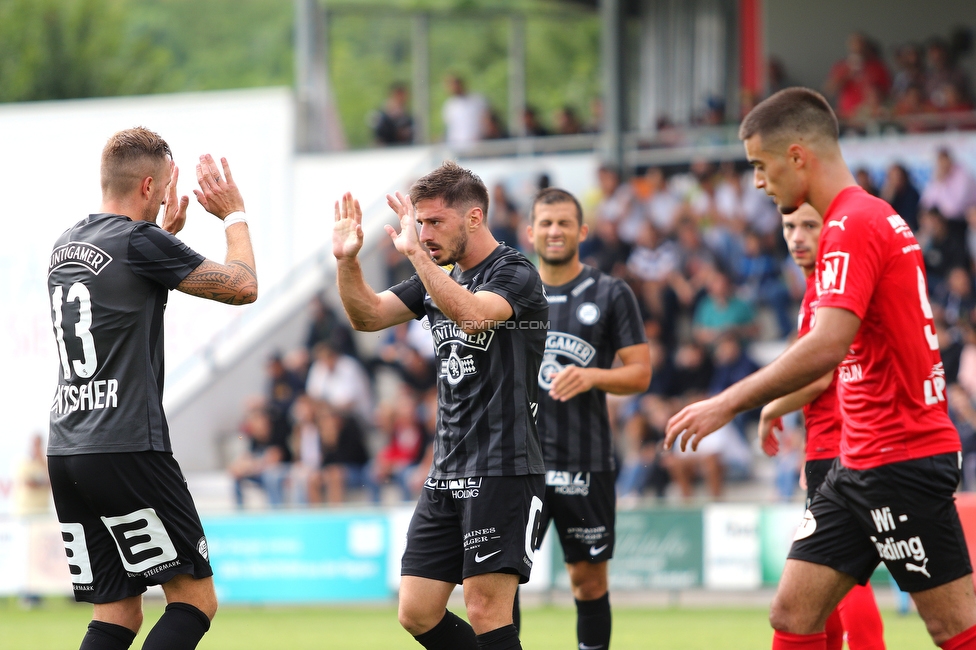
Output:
top-left (224, 138), bottom-right (976, 509)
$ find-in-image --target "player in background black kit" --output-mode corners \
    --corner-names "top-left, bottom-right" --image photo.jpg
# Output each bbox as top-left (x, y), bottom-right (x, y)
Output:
top-left (333, 161), bottom-right (548, 650)
top-left (47, 127), bottom-right (257, 650)
top-left (519, 188), bottom-right (651, 650)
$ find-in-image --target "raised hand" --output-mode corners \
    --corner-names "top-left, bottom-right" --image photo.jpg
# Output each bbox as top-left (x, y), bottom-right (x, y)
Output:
top-left (333, 192), bottom-right (364, 260)
top-left (384, 191), bottom-right (422, 257)
top-left (194, 154), bottom-right (245, 219)
top-left (161, 161), bottom-right (189, 234)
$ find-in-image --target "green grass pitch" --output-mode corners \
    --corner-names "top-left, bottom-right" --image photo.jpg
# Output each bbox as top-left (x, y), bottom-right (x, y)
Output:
top-left (0, 598), bottom-right (934, 649)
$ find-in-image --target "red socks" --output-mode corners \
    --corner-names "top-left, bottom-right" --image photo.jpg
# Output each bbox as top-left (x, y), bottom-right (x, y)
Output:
top-left (941, 623), bottom-right (976, 650)
top-left (837, 583), bottom-right (885, 649)
top-left (823, 609), bottom-right (843, 650)
top-left (772, 630), bottom-right (827, 649)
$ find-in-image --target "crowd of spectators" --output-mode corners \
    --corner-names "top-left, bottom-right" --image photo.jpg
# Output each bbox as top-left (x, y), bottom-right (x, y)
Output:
top-left (229, 144), bottom-right (976, 507)
top-left (823, 30), bottom-right (975, 129)
top-left (229, 293), bottom-right (436, 509)
top-left (368, 27), bottom-right (974, 151)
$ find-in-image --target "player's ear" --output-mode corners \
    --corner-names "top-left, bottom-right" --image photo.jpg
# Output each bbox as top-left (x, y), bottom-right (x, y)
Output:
top-left (140, 175), bottom-right (154, 200)
top-left (467, 206), bottom-right (484, 229)
top-left (579, 223), bottom-right (589, 242)
top-left (787, 143), bottom-right (806, 169)
top-left (526, 223), bottom-right (535, 249)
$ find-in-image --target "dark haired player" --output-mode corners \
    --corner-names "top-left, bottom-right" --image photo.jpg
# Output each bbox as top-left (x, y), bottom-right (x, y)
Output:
top-left (333, 161), bottom-right (548, 650)
top-left (48, 127), bottom-right (257, 650)
top-left (759, 202), bottom-right (885, 650)
top-left (664, 87), bottom-right (976, 650)
top-left (521, 188), bottom-right (650, 650)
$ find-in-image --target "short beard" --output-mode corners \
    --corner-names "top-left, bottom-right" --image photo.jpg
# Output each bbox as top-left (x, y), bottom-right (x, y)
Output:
top-left (437, 228), bottom-right (468, 266)
top-left (779, 204), bottom-right (798, 215)
top-left (539, 246), bottom-right (577, 266)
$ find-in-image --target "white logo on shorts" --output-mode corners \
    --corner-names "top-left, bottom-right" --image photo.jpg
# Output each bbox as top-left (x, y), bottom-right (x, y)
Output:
top-left (793, 509), bottom-right (817, 541)
top-left (474, 550), bottom-right (502, 563)
top-left (905, 557), bottom-right (931, 578)
top-left (101, 508), bottom-right (178, 574)
top-left (197, 537), bottom-right (209, 561)
top-left (61, 523), bottom-right (94, 585)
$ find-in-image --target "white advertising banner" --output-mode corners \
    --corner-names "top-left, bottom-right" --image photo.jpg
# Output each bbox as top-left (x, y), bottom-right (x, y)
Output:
top-left (704, 504), bottom-right (762, 590)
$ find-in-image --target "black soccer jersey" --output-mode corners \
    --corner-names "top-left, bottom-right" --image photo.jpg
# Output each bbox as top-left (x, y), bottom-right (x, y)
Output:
top-left (47, 214), bottom-right (205, 455)
top-left (537, 266), bottom-right (646, 472)
top-left (390, 244), bottom-right (548, 479)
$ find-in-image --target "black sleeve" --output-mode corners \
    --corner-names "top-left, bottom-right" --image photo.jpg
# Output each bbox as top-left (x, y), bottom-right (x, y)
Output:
top-left (127, 222), bottom-right (205, 290)
top-left (389, 273), bottom-right (427, 318)
top-left (480, 254), bottom-right (548, 320)
top-left (609, 278), bottom-right (648, 352)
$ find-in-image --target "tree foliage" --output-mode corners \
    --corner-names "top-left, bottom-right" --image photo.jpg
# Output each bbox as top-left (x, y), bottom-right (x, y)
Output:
top-left (0, 0), bottom-right (171, 101)
top-left (0, 0), bottom-right (599, 147)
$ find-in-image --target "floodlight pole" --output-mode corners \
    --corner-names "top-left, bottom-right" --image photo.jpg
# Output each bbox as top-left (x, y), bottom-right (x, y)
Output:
top-left (412, 14), bottom-right (431, 145)
top-left (508, 16), bottom-right (527, 139)
top-left (600, 0), bottom-right (625, 172)
top-left (295, 0), bottom-right (330, 152)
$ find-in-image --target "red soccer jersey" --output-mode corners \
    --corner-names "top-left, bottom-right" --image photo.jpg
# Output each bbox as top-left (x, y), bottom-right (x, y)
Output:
top-left (815, 185), bottom-right (960, 470)
top-left (798, 275), bottom-right (841, 461)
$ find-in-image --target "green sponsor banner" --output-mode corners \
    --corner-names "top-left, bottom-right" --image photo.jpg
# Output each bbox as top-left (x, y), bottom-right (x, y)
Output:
top-left (554, 509), bottom-right (703, 590)
top-left (760, 504), bottom-right (804, 585)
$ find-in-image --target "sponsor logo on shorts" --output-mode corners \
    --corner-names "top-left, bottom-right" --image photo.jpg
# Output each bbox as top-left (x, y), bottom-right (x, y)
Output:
top-left (794, 509), bottom-right (817, 541)
top-left (425, 477), bottom-right (482, 498)
top-left (870, 506), bottom-right (897, 532)
top-left (567, 525), bottom-right (607, 545)
top-left (474, 550), bottom-right (502, 563)
top-left (589, 544), bottom-right (609, 557)
top-left (197, 536), bottom-right (209, 561)
top-left (546, 470), bottom-right (590, 496)
top-left (135, 559), bottom-right (182, 579)
top-left (464, 527), bottom-right (501, 552)
top-left (869, 533), bottom-right (928, 576)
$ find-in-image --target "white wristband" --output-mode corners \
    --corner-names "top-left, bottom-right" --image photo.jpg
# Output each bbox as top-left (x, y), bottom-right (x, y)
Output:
top-left (223, 211), bottom-right (247, 229)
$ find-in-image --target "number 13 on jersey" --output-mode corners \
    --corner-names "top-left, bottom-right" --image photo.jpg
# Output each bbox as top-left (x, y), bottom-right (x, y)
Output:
top-left (52, 282), bottom-right (98, 380)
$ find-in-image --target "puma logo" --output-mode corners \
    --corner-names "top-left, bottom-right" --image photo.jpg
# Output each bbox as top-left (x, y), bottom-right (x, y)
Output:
top-left (905, 557), bottom-right (930, 578)
top-left (827, 216), bottom-right (848, 230)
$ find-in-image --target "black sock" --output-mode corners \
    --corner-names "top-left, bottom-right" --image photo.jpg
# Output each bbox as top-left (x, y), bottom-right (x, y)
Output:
top-left (476, 624), bottom-right (521, 650)
top-left (79, 620), bottom-right (136, 650)
top-left (512, 586), bottom-right (521, 632)
top-left (141, 602), bottom-right (211, 650)
top-left (576, 593), bottom-right (611, 650)
top-left (413, 609), bottom-right (478, 650)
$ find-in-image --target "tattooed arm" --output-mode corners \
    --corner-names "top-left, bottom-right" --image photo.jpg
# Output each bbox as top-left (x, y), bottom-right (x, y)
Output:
top-left (176, 154), bottom-right (258, 305)
top-left (177, 243), bottom-right (257, 305)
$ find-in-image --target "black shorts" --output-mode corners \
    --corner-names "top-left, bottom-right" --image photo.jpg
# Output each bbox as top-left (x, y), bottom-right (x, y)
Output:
top-left (49, 452), bottom-right (213, 604)
top-left (805, 457), bottom-right (837, 508)
top-left (789, 452), bottom-right (971, 592)
top-left (401, 475), bottom-right (545, 585)
top-left (537, 471), bottom-right (615, 564)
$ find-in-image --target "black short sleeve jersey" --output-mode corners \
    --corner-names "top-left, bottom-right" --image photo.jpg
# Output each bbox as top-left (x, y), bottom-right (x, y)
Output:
top-left (390, 245), bottom-right (548, 479)
top-left (537, 266), bottom-right (646, 471)
top-left (47, 214), bottom-right (205, 455)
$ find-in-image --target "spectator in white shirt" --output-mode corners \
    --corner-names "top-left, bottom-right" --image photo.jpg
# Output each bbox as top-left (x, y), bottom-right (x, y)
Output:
top-left (306, 341), bottom-right (372, 423)
top-left (442, 75), bottom-right (488, 147)
top-left (920, 147), bottom-right (976, 238)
